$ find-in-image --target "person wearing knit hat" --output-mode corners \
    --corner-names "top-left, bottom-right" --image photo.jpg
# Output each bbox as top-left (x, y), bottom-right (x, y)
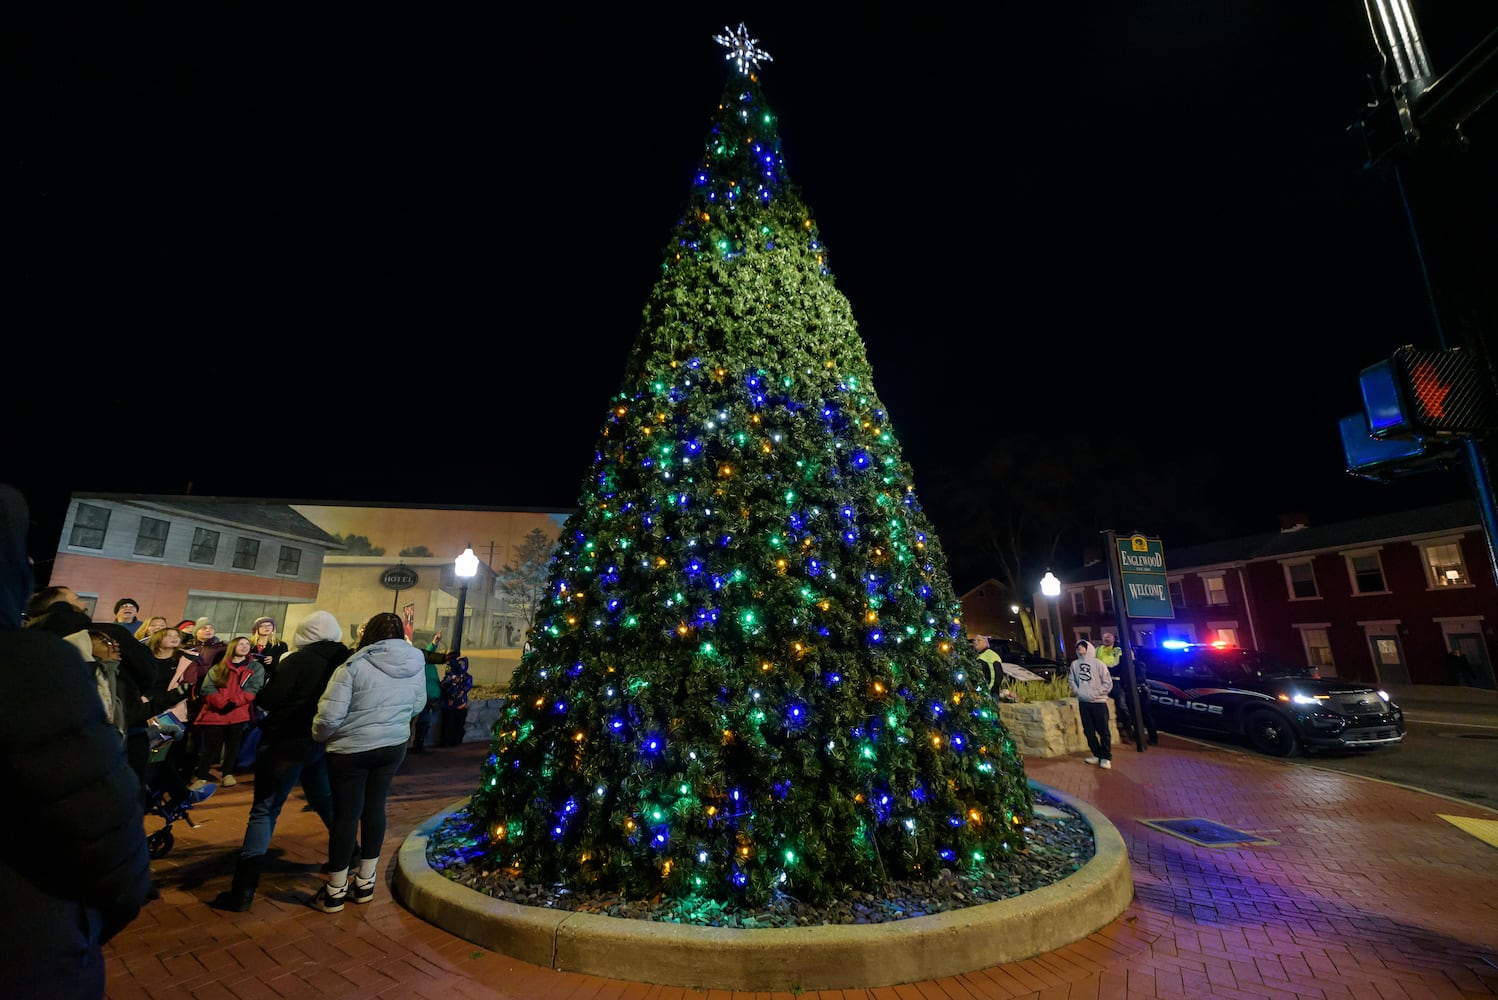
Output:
top-left (210, 610), bottom-right (351, 912)
top-left (186, 619), bottom-right (226, 671)
top-left (113, 598), bottom-right (142, 630)
top-left (178, 618), bottom-right (228, 789)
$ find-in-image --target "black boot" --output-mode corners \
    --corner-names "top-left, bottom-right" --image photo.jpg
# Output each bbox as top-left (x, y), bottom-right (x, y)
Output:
top-left (210, 855), bottom-right (262, 912)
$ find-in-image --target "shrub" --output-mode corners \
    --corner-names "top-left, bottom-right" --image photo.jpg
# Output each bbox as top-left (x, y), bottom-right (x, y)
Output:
top-left (1002, 676), bottom-right (1072, 704)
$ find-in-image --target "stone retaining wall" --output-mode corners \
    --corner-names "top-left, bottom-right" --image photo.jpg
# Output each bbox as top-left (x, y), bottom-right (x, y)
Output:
top-left (464, 697), bottom-right (505, 744)
top-left (997, 698), bottom-right (1120, 758)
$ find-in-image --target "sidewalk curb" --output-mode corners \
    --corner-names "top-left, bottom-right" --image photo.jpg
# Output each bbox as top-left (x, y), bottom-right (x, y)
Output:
top-left (392, 782), bottom-right (1134, 991)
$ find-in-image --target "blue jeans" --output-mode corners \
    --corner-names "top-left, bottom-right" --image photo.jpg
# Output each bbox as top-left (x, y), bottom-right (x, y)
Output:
top-left (325, 742), bottom-right (407, 871)
top-left (239, 738), bottom-right (333, 859)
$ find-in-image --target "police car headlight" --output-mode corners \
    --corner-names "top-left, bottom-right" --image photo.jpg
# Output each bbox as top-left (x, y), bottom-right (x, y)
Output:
top-left (1291, 693), bottom-right (1319, 706)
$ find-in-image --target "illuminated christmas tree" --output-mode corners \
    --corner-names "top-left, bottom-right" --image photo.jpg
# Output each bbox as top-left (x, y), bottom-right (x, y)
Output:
top-left (464, 24), bottom-right (1033, 907)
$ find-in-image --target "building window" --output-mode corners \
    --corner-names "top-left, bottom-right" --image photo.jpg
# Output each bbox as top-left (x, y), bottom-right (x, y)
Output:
top-left (1209, 625), bottom-right (1239, 647)
top-left (133, 516), bottom-right (169, 557)
top-left (1161, 624), bottom-right (1196, 645)
top-left (1421, 540), bottom-right (1469, 588)
top-left (233, 537), bottom-right (261, 570)
top-left (1347, 551), bottom-right (1387, 594)
top-left (1168, 579), bottom-right (1185, 607)
top-left (1302, 628), bottom-right (1335, 674)
top-left (1070, 590), bottom-right (1086, 615)
top-left (1284, 560), bottom-right (1318, 600)
top-left (1098, 587), bottom-right (1114, 614)
top-left (189, 527), bottom-right (220, 565)
top-left (1203, 575), bottom-right (1228, 606)
top-left (69, 503), bottom-right (110, 549)
top-left (277, 545), bottom-right (302, 576)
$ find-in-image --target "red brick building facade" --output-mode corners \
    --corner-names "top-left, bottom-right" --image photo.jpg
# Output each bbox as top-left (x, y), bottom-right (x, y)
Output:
top-left (1021, 501), bottom-right (1497, 689)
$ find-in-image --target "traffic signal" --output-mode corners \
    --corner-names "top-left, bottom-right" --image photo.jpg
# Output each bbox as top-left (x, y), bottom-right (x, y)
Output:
top-left (1359, 345), bottom-right (1496, 439)
top-left (1338, 412), bottom-right (1455, 481)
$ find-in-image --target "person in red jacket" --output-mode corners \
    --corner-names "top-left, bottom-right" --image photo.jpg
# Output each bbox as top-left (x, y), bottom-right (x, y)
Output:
top-left (190, 636), bottom-right (265, 789)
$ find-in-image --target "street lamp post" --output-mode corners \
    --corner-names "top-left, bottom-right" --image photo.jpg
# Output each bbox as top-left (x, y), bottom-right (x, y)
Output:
top-left (1040, 571), bottom-right (1063, 662)
top-left (451, 544), bottom-right (480, 658)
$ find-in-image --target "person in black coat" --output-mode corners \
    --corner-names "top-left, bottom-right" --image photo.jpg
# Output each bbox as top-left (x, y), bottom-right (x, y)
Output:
top-left (0, 484), bottom-right (152, 999)
top-left (211, 610), bottom-right (351, 911)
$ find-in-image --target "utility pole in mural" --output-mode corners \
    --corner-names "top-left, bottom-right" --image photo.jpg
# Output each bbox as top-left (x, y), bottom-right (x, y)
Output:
top-left (455, 25), bottom-right (1031, 908)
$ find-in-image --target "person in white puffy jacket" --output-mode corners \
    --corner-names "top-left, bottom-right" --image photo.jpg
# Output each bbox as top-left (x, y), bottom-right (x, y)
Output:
top-left (309, 611), bottom-right (427, 912)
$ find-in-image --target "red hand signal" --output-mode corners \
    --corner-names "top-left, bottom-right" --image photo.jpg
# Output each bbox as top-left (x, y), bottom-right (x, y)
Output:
top-left (1410, 358), bottom-right (1450, 419)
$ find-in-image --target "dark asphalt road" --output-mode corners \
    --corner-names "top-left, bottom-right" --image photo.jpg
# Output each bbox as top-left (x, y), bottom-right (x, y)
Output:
top-left (1155, 683), bottom-right (1498, 811)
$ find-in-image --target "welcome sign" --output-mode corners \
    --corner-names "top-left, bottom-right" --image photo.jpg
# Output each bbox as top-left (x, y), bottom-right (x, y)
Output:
top-left (1117, 534), bottom-right (1174, 619)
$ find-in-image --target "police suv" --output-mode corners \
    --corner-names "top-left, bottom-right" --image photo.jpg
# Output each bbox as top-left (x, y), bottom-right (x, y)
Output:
top-left (1141, 642), bottom-right (1405, 757)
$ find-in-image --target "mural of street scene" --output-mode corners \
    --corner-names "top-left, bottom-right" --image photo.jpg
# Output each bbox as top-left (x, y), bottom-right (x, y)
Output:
top-left (47, 494), bottom-right (572, 687)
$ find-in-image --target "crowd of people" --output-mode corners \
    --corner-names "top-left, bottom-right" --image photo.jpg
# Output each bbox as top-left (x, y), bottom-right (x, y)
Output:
top-left (1, 483), bottom-right (482, 998)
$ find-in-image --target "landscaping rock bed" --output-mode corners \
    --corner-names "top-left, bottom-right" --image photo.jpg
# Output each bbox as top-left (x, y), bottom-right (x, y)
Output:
top-left (426, 789), bottom-right (1095, 928)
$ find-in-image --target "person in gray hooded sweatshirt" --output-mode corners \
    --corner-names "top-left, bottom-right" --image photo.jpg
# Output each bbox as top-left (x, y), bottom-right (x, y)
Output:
top-left (310, 611), bottom-right (427, 912)
top-left (1069, 638), bottom-right (1115, 768)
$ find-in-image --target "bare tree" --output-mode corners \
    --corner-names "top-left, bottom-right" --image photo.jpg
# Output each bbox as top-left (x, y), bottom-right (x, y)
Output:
top-left (496, 528), bottom-right (555, 637)
top-left (927, 430), bottom-right (1229, 649)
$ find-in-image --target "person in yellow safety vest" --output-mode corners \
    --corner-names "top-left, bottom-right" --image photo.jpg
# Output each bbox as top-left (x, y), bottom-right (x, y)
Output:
top-left (971, 634), bottom-right (1003, 692)
top-left (1097, 631), bottom-right (1132, 736)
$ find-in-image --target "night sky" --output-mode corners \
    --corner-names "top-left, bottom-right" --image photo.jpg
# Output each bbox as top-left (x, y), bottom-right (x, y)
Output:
top-left (10, 4), bottom-right (1496, 579)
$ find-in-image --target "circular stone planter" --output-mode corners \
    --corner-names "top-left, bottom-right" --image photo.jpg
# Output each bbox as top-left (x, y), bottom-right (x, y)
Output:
top-left (392, 781), bottom-right (1133, 992)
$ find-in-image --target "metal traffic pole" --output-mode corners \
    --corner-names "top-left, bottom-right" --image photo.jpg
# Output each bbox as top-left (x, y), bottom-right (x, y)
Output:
top-left (1103, 529), bottom-right (1147, 753)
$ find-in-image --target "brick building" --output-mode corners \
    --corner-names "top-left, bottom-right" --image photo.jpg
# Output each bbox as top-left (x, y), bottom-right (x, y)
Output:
top-left (1026, 500), bottom-right (1497, 689)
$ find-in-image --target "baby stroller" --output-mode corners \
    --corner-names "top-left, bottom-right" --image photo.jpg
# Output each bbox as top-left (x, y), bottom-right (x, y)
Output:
top-left (144, 711), bottom-right (215, 859)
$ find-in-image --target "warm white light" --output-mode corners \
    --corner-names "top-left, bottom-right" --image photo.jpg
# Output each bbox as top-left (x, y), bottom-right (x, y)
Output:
top-left (455, 545), bottom-right (480, 580)
top-left (713, 22), bottom-right (773, 75)
top-left (1040, 571), bottom-right (1060, 598)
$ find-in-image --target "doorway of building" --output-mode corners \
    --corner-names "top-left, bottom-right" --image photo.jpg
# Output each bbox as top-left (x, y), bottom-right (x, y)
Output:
top-left (1447, 629), bottom-right (1497, 689)
top-left (1366, 630), bottom-right (1410, 685)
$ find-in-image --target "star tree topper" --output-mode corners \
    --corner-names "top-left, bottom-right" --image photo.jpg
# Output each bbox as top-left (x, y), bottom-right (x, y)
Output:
top-left (713, 22), bottom-right (772, 75)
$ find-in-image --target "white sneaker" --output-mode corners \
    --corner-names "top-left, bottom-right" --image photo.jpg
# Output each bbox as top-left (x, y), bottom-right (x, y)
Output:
top-left (1099, 759), bottom-right (1112, 769)
top-left (1084, 756), bottom-right (1100, 765)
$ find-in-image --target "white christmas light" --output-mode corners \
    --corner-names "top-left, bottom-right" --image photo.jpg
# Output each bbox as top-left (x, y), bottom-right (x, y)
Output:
top-left (713, 22), bottom-right (772, 75)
